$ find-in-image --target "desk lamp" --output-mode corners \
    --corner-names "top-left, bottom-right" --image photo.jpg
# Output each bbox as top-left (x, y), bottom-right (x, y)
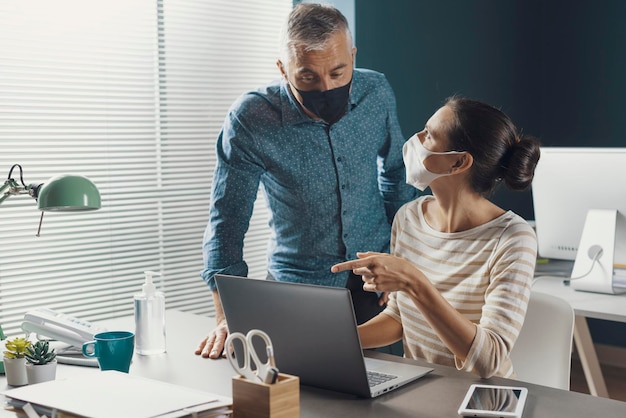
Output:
top-left (0, 164), bottom-right (101, 234)
top-left (0, 164), bottom-right (101, 373)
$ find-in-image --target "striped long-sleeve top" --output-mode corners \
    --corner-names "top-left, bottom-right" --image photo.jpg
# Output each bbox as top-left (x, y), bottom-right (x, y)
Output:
top-left (383, 195), bottom-right (537, 378)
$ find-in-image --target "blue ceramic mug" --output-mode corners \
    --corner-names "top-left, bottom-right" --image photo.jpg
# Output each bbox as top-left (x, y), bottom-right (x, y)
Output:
top-left (82, 331), bottom-right (134, 373)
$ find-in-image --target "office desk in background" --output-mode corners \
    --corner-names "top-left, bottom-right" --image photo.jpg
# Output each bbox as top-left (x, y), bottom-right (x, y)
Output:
top-left (2, 310), bottom-right (626, 417)
top-left (534, 259), bottom-right (626, 399)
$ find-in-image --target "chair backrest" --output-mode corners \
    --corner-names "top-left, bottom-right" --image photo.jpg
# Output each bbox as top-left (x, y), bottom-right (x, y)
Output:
top-left (510, 290), bottom-right (575, 390)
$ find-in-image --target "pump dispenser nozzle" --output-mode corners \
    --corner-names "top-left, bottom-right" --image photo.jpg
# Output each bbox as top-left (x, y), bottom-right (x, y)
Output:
top-left (142, 270), bottom-right (161, 296)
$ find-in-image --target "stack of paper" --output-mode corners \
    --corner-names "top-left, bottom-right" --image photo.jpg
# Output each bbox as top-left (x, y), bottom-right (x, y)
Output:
top-left (613, 265), bottom-right (626, 288)
top-left (2, 371), bottom-right (232, 418)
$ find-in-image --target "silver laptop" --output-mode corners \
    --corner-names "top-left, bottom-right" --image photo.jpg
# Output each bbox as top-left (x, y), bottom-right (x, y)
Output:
top-left (215, 274), bottom-right (433, 398)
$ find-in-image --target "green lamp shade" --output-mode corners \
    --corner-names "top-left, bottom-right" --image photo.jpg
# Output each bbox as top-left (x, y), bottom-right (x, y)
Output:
top-left (37, 174), bottom-right (101, 211)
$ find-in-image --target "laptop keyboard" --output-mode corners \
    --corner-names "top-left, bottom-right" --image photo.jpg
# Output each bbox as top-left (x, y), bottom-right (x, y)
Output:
top-left (367, 370), bottom-right (397, 387)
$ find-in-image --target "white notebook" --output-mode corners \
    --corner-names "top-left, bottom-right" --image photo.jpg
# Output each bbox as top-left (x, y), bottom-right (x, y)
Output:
top-left (3, 370), bottom-right (232, 418)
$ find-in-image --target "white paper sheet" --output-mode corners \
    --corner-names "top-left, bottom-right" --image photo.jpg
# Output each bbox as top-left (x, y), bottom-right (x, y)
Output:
top-left (3, 370), bottom-right (231, 418)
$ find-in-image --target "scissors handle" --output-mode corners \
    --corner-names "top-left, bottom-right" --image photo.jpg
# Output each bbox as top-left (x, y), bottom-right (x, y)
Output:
top-left (246, 329), bottom-right (279, 384)
top-left (225, 332), bottom-right (257, 381)
top-left (225, 329), bottom-right (279, 384)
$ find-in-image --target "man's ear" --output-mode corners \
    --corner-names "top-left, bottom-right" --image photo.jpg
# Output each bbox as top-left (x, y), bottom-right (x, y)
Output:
top-left (276, 60), bottom-right (287, 79)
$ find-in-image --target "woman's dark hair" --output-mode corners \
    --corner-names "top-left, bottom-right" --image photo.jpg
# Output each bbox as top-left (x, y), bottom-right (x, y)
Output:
top-left (444, 96), bottom-right (541, 197)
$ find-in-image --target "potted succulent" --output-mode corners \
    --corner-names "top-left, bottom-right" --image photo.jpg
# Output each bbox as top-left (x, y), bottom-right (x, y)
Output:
top-left (25, 340), bottom-right (57, 384)
top-left (3, 337), bottom-right (31, 386)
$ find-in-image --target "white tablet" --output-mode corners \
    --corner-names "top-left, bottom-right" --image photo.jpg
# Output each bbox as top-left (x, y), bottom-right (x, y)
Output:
top-left (458, 384), bottom-right (528, 418)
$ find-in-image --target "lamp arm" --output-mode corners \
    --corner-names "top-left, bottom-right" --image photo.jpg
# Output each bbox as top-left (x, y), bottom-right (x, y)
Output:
top-left (0, 178), bottom-right (20, 205)
top-left (0, 178), bottom-right (41, 206)
top-left (0, 180), bottom-right (11, 205)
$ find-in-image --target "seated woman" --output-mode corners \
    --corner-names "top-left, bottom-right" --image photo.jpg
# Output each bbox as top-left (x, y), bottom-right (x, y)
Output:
top-left (332, 97), bottom-right (540, 378)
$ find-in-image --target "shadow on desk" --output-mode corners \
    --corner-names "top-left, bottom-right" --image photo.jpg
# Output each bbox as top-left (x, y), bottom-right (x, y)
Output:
top-left (299, 366), bottom-right (444, 418)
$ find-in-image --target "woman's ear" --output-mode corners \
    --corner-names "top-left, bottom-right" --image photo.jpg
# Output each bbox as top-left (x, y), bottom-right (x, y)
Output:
top-left (450, 153), bottom-right (473, 173)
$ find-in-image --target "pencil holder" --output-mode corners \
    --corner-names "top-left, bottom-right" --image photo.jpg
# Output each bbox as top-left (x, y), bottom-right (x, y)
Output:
top-left (232, 373), bottom-right (300, 418)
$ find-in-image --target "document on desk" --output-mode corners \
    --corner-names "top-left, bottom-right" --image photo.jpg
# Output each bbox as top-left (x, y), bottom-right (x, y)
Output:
top-left (613, 266), bottom-right (626, 288)
top-left (2, 371), bottom-right (232, 418)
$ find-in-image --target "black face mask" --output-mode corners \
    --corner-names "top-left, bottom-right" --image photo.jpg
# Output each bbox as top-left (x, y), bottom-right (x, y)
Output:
top-left (292, 79), bottom-right (352, 123)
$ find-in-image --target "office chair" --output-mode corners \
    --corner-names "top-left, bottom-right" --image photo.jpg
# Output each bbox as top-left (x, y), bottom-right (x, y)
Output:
top-left (510, 290), bottom-right (575, 390)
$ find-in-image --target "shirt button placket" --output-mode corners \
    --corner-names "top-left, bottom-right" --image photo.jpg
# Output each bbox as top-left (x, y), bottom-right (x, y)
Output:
top-left (336, 155), bottom-right (348, 240)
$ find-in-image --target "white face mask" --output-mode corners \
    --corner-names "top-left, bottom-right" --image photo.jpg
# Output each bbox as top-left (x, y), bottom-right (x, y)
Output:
top-left (403, 133), bottom-right (465, 191)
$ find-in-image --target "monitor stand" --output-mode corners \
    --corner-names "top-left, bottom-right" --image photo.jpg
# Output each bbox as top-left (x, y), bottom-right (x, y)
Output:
top-left (571, 209), bottom-right (626, 294)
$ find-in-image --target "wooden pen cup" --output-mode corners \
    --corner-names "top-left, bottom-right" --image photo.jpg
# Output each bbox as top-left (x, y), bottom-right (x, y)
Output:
top-left (232, 373), bottom-right (300, 418)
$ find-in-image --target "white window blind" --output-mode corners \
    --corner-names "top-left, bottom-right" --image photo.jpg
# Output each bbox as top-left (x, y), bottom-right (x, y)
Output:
top-left (0, 0), bottom-right (290, 337)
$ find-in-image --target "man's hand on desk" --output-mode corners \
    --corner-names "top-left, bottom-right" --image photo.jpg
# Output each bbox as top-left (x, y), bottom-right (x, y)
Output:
top-left (195, 318), bottom-right (228, 359)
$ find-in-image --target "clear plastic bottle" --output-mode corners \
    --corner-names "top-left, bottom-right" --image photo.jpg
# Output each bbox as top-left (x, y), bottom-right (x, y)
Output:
top-left (134, 270), bottom-right (166, 355)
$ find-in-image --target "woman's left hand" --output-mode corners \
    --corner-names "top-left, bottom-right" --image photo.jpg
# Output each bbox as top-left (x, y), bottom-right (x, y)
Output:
top-left (331, 251), bottom-right (417, 293)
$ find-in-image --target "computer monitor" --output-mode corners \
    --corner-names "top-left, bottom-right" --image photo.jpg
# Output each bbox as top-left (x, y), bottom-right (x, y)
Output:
top-left (532, 147), bottom-right (626, 294)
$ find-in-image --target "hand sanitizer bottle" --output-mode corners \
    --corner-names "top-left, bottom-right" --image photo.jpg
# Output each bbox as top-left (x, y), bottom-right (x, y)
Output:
top-left (134, 270), bottom-right (166, 355)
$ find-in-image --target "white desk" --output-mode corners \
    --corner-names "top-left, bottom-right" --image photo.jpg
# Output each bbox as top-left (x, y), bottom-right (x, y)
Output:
top-left (533, 261), bottom-right (626, 398)
top-left (3, 310), bottom-right (626, 417)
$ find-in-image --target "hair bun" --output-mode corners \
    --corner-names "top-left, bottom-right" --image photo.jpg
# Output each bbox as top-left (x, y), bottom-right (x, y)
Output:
top-left (501, 135), bottom-right (541, 191)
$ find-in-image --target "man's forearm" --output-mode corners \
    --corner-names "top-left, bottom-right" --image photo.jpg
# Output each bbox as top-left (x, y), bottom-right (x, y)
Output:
top-left (212, 289), bottom-right (226, 325)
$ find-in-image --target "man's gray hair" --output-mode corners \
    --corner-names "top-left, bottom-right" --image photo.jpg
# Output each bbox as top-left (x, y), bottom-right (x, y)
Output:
top-left (279, 3), bottom-right (353, 65)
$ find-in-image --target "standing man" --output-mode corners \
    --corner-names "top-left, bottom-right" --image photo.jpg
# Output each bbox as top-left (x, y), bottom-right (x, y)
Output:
top-left (196, 3), bottom-right (417, 359)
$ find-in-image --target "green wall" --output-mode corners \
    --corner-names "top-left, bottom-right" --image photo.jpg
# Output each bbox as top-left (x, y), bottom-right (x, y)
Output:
top-left (539, 1), bottom-right (626, 148)
top-left (356, 0), bottom-right (626, 220)
top-left (356, 0), bottom-right (626, 348)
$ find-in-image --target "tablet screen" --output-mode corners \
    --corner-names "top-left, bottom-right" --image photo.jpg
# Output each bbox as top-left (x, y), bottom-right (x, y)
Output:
top-left (466, 386), bottom-right (522, 412)
top-left (458, 384), bottom-right (528, 418)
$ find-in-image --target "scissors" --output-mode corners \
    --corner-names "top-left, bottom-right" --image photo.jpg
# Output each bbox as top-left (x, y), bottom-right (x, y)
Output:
top-left (225, 329), bottom-right (279, 384)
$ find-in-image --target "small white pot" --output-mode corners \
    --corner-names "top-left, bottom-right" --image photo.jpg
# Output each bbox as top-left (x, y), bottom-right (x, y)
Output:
top-left (3, 356), bottom-right (28, 386)
top-left (26, 360), bottom-right (57, 385)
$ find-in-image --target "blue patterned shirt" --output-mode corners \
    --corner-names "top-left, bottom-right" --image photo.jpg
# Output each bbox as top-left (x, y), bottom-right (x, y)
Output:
top-left (202, 68), bottom-right (418, 290)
